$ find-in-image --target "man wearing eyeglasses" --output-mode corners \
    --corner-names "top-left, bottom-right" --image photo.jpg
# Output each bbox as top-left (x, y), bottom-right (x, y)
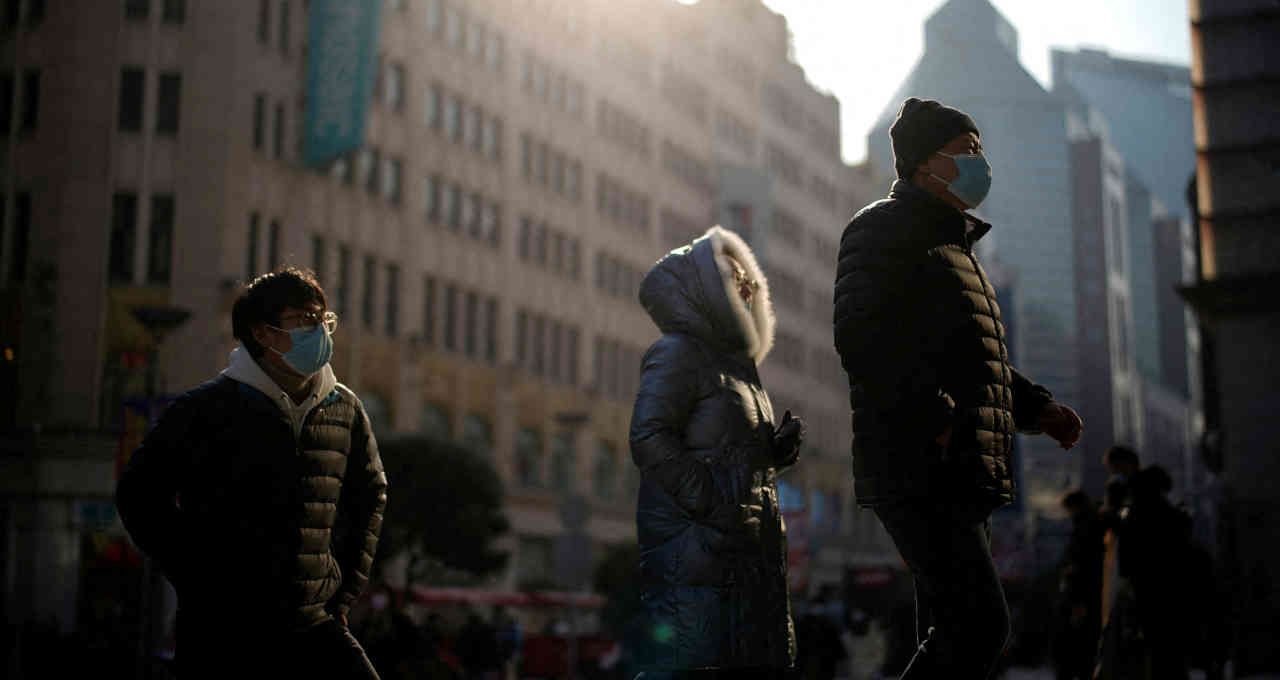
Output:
top-left (116, 266), bottom-right (386, 679)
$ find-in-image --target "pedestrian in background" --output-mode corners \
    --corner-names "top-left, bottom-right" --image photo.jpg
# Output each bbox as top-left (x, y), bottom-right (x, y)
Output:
top-left (833, 97), bottom-right (1084, 679)
top-left (1053, 489), bottom-right (1104, 680)
top-left (116, 267), bottom-right (387, 679)
top-left (630, 226), bottom-right (806, 679)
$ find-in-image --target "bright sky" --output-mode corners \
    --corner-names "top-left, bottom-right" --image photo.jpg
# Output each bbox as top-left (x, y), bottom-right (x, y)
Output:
top-left (754, 0), bottom-right (1192, 165)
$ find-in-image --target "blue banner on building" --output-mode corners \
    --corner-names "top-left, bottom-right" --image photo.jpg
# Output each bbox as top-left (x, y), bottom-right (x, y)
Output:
top-left (304, 0), bottom-right (381, 168)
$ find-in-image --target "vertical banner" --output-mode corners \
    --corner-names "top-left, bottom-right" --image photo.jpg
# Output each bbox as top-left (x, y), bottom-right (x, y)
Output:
top-left (304, 0), bottom-right (382, 167)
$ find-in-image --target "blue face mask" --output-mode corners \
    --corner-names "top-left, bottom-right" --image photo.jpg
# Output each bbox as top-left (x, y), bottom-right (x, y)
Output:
top-left (931, 152), bottom-right (992, 209)
top-left (268, 324), bottom-right (333, 376)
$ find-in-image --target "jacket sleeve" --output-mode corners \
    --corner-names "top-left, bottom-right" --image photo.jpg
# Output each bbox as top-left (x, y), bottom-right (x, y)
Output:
top-left (327, 403), bottom-right (388, 619)
top-left (1010, 365), bottom-right (1053, 433)
top-left (629, 336), bottom-right (716, 517)
top-left (833, 224), bottom-right (953, 439)
top-left (114, 391), bottom-right (199, 582)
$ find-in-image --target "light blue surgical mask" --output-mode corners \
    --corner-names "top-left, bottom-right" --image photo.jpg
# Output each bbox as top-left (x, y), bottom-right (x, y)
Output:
top-left (268, 324), bottom-right (333, 376)
top-left (931, 152), bottom-right (992, 209)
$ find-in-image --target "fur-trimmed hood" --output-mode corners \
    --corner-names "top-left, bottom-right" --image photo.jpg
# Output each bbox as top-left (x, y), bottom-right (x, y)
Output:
top-left (638, 225), bottom-right (776, 364)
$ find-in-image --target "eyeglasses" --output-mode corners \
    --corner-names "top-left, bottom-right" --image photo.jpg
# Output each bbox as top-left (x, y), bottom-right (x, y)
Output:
top-left (277, 310), bottom-right (339, 334)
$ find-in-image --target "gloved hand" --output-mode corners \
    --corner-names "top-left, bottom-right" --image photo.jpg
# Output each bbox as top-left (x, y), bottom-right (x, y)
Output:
top-left (772, 410), bottom-right (805, 467)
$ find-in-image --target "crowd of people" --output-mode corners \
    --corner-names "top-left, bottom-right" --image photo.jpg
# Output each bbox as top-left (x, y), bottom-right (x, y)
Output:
top-left (1053, 445), bottom-right (1226, 680)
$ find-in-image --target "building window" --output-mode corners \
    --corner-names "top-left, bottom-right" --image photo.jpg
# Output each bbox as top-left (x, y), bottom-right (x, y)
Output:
top-left (147, 194), bottom-right (174, 284)
top-left (445, 183), bottom-right (461, 231)
top-left (109, 192), bottom-right (138, 284)
top-left (272, 102), bottom-right (284, 158)
top-left (550, 433), bottom-right (575, 492)
top-left (485, 32), bottom-right (504, 72)
top-left (279, 0), bottom-right (290, 54)
top-left (424, 82), bottom-right (440, 128)
top-left (594, 440), bottom-right (616, 500)
top-left (257, 0), bottom-right (269, 44)
top-left (548, 321), bottom-right (562, 382)
top-left (118, 67), bottom-right (145, 132)
top-left (384, 157), bottom-right (402, 204)
top-left (566, 327), bottom-right (579, 385)
top-left (124, 0), bottom-right (150, 20)
top-left (311, 235), bottom-right (326, 283)
top-left (420, 402), bottom-right (451, 438)
top-left (422, 276), bottom-right (436, 346)
top-left (443, 94), bottom-right (460, 142)
top-left (461, 414), bottom-right (493, 458)
top-left (463, 291), bottom-right (478, 357)
top-left (515, 428), bottom-right (543, 488)
top-left (267, 219), bottom-right (280, 271)
top-left (20, 69), bottom-right (38, 132)
top-left (336, 244), bottom-right (350, 318)
top-left (423, 0), bottom-right (441, 33)
top-left (483, 116), bottom-right (501, 160)
top-left (387, 63), bottom-right (404, 112)
top-left (443, 284), bottom-right (457, 350)
top-left (7, 192), bottom-right (28, 282)
top-left (364, 148), bottom-right (380, 194)
top-left (161, 0), bottom-right (184, 24)
top-left (423, 174), bottom-right (440, 223)
top-left (385, 264), bottom-right (399, 336)
top-left (246, 212), bottom-right (260, 280)
top-left (444, 5), bottom-right (461, 47)
top-left (531, 316), bottom-right (545, 376)
top-left (156, 72), bottom-right (181, 135)
top-left (252, 93), bottom-right (265, 150)
top-left (362, 255), bottom-right (376, 329)
top-left (515, 309), bottom-right (527, 365)
top-left (484, 297), bottom-right (497, 363)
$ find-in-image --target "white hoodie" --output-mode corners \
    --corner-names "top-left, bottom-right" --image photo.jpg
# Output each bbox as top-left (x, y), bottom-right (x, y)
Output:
top-left (220, 345), bottom-right (338, 439)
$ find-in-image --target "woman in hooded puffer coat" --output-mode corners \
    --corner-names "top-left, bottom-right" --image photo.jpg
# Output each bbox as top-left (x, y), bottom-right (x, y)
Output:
top-left (629, 226), bottom-right (807, 679)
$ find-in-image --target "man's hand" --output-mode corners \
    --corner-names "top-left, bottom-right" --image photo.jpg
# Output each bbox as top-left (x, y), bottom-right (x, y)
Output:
top-left (1038, 402), bottom-right (1083, 450)
top-left (773, 410), bottom-right (806, 466)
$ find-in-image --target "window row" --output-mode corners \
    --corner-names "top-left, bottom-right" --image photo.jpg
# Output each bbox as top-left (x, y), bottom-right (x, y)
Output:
top-left (327, 147), bottom-right (405, 206)
top-left (244, 212), bottom-right (282, 284)
top-left (251, 92), bottom-right (289, 159)
top-left (661, 63), bottom-right (708, 125)
top-left (661, 140), bottom-right (715, 197)
top-left (595, 252), bottom-right (645, 302)
top-left (0, 69), bottom-right (38, 136)
top-left (515, 430), bottom-right (636, 499)
top-left (593, 337), bottom-right (643, 403)
top-left (126, 0), bottom-right (185, 24)
top-left (2, 0), bottom-right (45, 29)
top-left (424, 175), bottom-right (503, 248)
top-left (256, 0), bottom-right (293, 56)
top-left (424, 83), bottom-right (504, 162)
top-left (517, 217), bottom-right (581, 281)
top-left (515, 309), bottom-right (580, 386)
top-left (421, 0), bottom-right (507, 74)
top-left (519, 133), bottom-right (582, 201)
top-left (597, 99), bottom-right (650, 159)
top-left (426, 280), bottom-right (499, 362)
top-left (109, 192), bottom-right (174, 285)
top-left (596, 173), bottom-right (650, 234)
top-left (119, 68), bottom-right (181, 136)
top-left (521, 50), bottom-right (584, 119)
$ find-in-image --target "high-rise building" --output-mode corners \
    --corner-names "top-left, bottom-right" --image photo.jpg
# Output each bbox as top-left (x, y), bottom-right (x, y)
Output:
top-left (0, 0), bottom-right (890, 636)
top-left (1182, 0), bottom-right (1280, 671)
top-left (866, 0), bottom-right (1078, 518)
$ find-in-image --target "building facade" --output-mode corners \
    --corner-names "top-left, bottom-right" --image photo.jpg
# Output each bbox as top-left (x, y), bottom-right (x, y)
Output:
top-left (0, 0), bottom-right (891, 638)
top-left (1182, 0), bottom-right (1280, 671)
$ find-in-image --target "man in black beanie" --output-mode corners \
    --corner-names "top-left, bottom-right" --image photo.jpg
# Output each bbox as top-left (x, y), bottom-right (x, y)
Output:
top-left (832, 98), bottom-right (1083, 678)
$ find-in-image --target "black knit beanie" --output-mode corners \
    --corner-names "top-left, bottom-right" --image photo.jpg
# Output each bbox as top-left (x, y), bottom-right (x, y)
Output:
top-left (889, 97), bottom-right (981, 180)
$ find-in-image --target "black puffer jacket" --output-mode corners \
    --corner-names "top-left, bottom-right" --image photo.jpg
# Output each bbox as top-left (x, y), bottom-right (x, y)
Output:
top-left (116, 375), bottom-right (387, 630)
top-left (833, 180), bottom-right (1052, 508)
top-left (630, 226), bottom-right (796, 671)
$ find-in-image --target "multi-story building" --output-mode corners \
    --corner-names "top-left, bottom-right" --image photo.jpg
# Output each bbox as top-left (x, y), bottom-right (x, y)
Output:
top-left (0, 0), bottom-right (889, 639)
top-left (1182, 0), bottom-right (1280, 671)
top-left (866, 0), bottom-right (1079, 519)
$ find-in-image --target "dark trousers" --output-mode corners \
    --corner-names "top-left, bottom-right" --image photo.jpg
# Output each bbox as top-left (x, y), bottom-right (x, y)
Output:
top-left (175, 614), bottom-right (380, 679)
top-left (874, 501), bottom-right (1011, 680)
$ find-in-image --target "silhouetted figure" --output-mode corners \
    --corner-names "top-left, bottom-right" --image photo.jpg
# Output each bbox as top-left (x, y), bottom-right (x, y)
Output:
top-left (630, 226), bottom-right (806, 679)
top-left (455, 611), bottom-right (500, 680)
top-left (115, 268), bottom-right (385, 679)
top-left (834, 97), bottom-right (1083, 679)
top-left (1053, 490), bottom-right (1104, 680)
top-left (795, 599), bottom-right (847, 680)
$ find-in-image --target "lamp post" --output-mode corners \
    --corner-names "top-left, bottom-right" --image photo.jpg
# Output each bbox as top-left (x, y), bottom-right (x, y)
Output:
top-left (129, 305), bottom-right (189, 680)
